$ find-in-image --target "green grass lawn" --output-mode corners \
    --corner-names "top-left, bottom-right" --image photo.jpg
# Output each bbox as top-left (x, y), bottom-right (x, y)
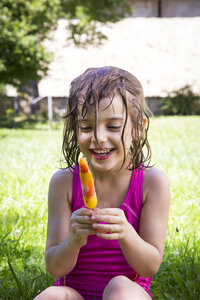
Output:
top-left (0, 116), bottom-right (200, 299)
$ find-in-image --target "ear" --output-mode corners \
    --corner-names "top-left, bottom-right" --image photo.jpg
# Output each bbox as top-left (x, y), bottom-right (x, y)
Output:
top-left (139, 118), bottom-right (147, 133)
top-left (143, 117), bottom-right (147, 130)
top-left (131, 117), bottom-right (147, 140)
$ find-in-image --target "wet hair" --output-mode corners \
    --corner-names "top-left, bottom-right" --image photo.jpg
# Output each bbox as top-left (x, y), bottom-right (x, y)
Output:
top-left (62, 66), bottom-right (152, 170)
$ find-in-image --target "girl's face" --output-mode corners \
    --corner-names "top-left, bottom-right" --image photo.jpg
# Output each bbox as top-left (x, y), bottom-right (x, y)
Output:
top-left (77, 94), bottom-right (133, 174)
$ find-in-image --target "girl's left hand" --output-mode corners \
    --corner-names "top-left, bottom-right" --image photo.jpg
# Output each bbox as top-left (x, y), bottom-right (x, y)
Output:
top-left (91, 208), bottom-right (129, 240)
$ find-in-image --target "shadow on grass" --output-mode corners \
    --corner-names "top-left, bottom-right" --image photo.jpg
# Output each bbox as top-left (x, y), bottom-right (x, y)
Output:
top-left (1, 210), bottom-right (199, 299)
top-left (2, 233), bottom-right (200, 299)
top-left (0, 208), bottom-right (55, 299)
top-left (0, 114), bottom-right (51, 130)
top-left (0, 230), bottom-right (55, 300)
top-left (0, 132), bottom-right (9, 139)
top-left (151, 234), bottom-right (200, 300)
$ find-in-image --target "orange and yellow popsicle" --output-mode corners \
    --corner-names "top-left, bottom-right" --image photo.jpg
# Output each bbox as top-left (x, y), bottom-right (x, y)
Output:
top-left (79, 157), bottom-right (97, 209)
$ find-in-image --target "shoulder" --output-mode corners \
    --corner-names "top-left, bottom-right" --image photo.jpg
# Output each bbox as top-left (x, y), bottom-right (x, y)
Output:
top-left (143, 167), bottom-right (170, 204)
top-left (48, 168), bottom-right (74, 206)
top-left (50, 168), bottom-right (73, 186)
top-left (143, 167), bottom-right (169, 187)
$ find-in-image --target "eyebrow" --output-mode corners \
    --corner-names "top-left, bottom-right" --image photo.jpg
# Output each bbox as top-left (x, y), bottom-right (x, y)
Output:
top-left (78, 117), bottom-right (124, 122)
top-left (107, 117), bottom-right (125, 121)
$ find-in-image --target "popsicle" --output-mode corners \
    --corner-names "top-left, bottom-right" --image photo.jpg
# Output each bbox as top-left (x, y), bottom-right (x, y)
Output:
top-left (79, 157), bottom-right (97, 209)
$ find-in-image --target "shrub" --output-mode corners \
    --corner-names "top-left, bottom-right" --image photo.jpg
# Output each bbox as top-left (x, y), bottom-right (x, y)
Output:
top-left (161, 86), bottom-right (200, 115)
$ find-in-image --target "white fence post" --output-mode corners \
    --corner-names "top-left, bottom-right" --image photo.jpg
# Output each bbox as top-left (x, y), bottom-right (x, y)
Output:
top-left (48, 96), bottom-right (53, 126)
top-left (30, 95), bottom-right (53, 127)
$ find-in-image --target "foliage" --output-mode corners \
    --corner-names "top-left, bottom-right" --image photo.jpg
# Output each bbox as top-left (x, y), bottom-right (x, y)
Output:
top-left (0, 0), bottom-right (61, 90)
top-left (152, 234), bottom-right (200, 300)
top-left (64, 0), bottom-right (133, 46)
top-left (0, 116), bottom-right (200, 298)
top-left (0, 112), bottom-right (49, 129)
top-left (161, 85), bottom-right (200, 115)
top-left (0, 83), bottom-right (6, 95)
top-left (0, 0), bottom-right (132, 92)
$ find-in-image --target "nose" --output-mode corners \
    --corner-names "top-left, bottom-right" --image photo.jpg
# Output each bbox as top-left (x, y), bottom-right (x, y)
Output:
top-left (91, 126), bottom-right (107, 144)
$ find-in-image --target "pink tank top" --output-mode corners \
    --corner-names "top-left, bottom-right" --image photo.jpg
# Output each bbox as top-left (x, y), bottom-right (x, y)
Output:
top-left (55, 166), bottom-right (152, 299)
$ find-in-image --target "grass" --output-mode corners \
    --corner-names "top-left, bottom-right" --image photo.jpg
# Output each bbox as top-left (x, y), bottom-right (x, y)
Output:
top-left (149, 116), bottom-right (200, 299)
top-left (0, 116), bottom-right (200, 299)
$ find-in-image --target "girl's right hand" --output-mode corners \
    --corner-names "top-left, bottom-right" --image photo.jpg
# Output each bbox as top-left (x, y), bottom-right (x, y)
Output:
top-left (69, 208), bottom-right (96, 248)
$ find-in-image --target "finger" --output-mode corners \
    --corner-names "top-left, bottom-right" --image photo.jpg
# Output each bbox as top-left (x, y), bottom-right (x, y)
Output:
top-left (92, 223), bottom-right (122, 233)
top-left (75, 208), bottom-right (93, 216)
top-left (96, 232), bottom-right (120, 240)
top-left (79, 228), bottom-right (98, 236)
top-left (91, 214), bottom-right (121, 224)
top-left (71, 225), bottom-right (97, 237)
top-left (78, 224), bottom-right (93, 229)
top-left (75, 215), bottom-right (93, 224)
top-left (94, 208), bottom-right (120, 216)
top-left (72, 223), bottom-right (94, 231)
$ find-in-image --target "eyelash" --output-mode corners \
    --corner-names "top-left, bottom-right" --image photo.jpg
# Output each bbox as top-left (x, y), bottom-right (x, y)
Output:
top-left (80, 126), bottom-right (92, 132)
top-left (80, 126), bottom-right (121, 132)
top-left (107, 126), bottom-right (121, 130)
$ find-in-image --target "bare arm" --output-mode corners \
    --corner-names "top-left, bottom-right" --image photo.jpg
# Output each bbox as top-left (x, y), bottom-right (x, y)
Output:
top-left (91, 168), bottom-right (170, 278)
top-left (119, 168), bottom-right (170, 277)
top-left (45, 169), bottom-right (96, 278)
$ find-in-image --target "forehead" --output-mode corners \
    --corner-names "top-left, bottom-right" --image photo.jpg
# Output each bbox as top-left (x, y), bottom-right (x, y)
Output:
top-left (78, 93), bottom-right (126, 119)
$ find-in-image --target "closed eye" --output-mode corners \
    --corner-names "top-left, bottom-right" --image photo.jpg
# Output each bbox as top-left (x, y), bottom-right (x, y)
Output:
top-left (107, 126), bottom-right (122, 130)
top-left (80, 126), bottom-right (92, 132)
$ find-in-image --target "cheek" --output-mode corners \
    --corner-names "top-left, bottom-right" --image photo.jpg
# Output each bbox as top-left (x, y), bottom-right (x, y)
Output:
top-left (77, 132), bottom-right (86, 144)
top-left (78, 137), bottom-right (88, 154)
top-left (112, 132), bottom-right (123, 145)
top-left (77, 132), bottom-right (93, 149)
top-left (113, 132), bottom-right (131, 153)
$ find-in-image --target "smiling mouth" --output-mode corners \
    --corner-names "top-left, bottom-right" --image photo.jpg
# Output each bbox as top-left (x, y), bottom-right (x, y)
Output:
top-left (90, 149), bottom-right (114, 158)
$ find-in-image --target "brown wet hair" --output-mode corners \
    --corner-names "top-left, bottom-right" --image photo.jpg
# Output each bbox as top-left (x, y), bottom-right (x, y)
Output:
top-left (62, 66), bottom-right (152, 170)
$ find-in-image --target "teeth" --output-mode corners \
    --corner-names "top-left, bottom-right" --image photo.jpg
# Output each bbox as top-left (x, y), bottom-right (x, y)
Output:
top-left (93, 149), bottom-right (110, 154)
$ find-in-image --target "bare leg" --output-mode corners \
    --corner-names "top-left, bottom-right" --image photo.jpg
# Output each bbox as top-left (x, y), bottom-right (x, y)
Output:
top-left (103, 276), bottom-right (151, 300)
top-left (34, 286), bottom-right (84, 300)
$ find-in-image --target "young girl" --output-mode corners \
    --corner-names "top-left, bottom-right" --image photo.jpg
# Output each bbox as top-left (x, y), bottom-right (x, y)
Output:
top-left (35, 66), bottom-right (170, 300)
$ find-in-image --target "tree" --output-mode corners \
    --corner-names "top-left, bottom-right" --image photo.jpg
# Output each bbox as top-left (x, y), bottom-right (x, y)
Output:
top-left (63, 0), bottom-right (133, 46)
top-left (0, 0), bottom-right (132, 92)
top-left (0, 0), bottom-right (62, 92)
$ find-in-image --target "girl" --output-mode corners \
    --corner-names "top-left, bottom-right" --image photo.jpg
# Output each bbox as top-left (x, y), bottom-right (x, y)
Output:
top-left (35, 66), bottom-right (170, 300)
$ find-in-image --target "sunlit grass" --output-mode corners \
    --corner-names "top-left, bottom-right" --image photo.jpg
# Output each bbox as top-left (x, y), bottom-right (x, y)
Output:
top-left (0, 116), bottom-right (200, 299)
top-left (149, 116), bottom-right (200, 299)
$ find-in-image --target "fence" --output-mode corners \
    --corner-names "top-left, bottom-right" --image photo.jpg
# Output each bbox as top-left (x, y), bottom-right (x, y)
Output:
top-left (0, 96), bottom-right (67, 120)
top-left (1, 95), bottom-right (199, 121)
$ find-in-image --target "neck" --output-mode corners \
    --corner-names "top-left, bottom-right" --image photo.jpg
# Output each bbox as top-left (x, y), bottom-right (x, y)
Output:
top-left (93, 166), bottom-right (133, 208)
top-left (91, 163), bottom-right (131, 183)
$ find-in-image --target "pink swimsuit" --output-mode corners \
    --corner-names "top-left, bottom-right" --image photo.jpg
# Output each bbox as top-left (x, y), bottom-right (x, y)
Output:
top-left (55, 166), bottom-right (152, 299)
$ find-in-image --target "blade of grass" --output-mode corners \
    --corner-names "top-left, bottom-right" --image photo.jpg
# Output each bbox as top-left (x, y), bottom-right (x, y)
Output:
top-left (13, 231), bottom-right (23, 252)
top-left (1, 231), bottom-right (11, 242)
top-left (7, 259), bottom-right (24, 297)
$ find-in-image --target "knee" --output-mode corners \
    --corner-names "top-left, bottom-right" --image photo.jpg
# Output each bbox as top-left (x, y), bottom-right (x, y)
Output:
top-left (34, 286), bottom-right (61, 300)
top-left (103, 276), bottom-right (129, 299)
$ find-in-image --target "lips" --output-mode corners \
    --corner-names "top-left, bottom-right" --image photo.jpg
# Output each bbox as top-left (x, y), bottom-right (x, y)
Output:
top-left (90, 149), bottom-right (114, 160)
